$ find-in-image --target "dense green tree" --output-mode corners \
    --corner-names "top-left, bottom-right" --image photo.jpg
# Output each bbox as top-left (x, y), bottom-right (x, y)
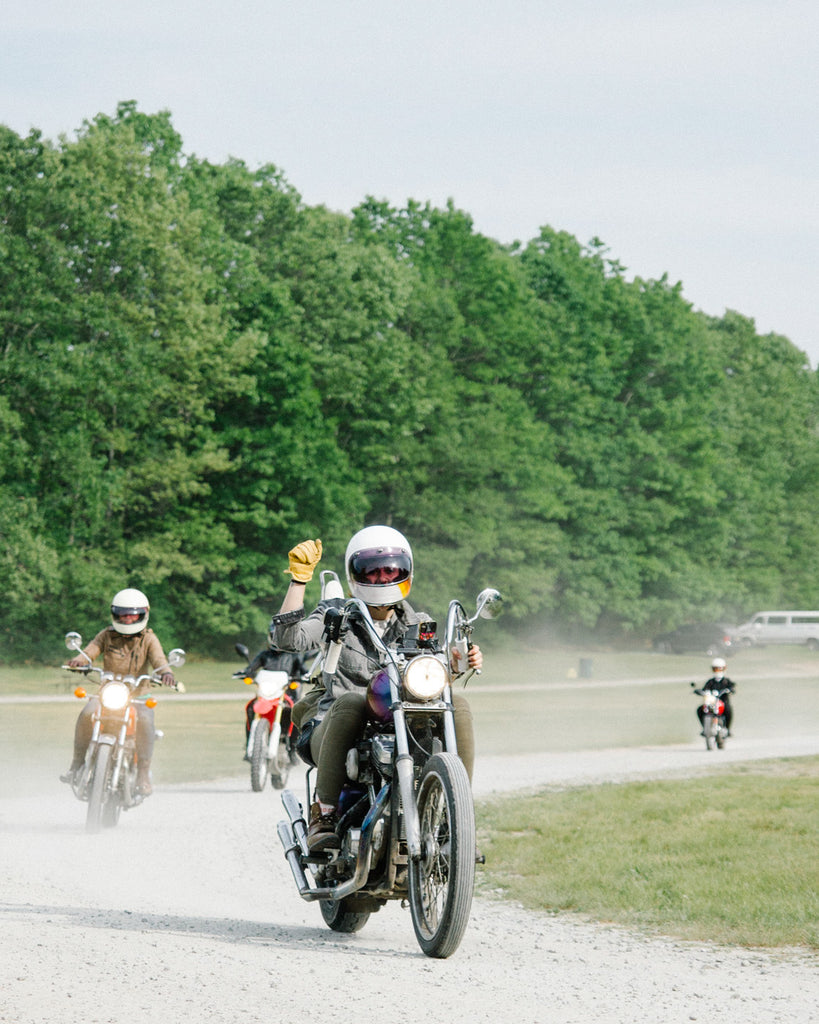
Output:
top-left (2, 105), bottom-right (818, 661)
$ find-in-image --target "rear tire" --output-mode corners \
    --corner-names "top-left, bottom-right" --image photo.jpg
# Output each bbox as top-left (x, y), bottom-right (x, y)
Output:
top-left (319, 898), bottom-right (371, 933)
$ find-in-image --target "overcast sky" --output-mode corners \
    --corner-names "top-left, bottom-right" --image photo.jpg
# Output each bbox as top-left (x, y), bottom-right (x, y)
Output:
top-left (5, 0), bottom-right (818, 364)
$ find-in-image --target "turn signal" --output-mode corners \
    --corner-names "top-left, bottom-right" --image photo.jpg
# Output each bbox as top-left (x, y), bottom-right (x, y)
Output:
top-left (145, 697), bottom-right (158, 709)
top-left (244, 676), bottom-right (254, 685)
top-left (73, 687), bottom-right (87, 699)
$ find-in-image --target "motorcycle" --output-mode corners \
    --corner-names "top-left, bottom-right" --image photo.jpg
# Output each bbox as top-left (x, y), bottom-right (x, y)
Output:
top-left (690, 682), bottom-right (730, 750)
top-left (62, 631), bottom-right (186, 833)
top-left (234, 643), bottom-right (304, 791)
top-left (277, 577), bottom-right (502, 959)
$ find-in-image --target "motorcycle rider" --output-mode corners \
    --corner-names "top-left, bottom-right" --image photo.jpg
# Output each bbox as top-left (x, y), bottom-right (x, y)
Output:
top-left (694, 656), bottom-right (736, 736)
top-left (60, 588), bottom-right (177, 796)
top-left (270, 527), bottom-right (482, 852)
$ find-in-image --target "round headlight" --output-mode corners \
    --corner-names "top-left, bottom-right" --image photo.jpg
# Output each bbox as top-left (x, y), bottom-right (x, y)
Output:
top-left (403, 656), bottom-right (448, 701)
top-left (100, 680), bottom-right (130, 711)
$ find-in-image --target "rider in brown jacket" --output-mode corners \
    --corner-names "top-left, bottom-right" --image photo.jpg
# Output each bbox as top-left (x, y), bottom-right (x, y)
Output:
top-left (60, 588), bottom-right (176, 796)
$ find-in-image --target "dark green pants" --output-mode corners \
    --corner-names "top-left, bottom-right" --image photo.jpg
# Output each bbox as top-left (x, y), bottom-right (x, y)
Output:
top-left (310, 690), bottom-right (475, 806)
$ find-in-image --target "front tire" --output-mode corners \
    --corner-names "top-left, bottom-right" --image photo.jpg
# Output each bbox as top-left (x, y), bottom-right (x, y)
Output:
top-left (408, 752), bottom-right (475, 959)
top-left (86, 744), bottom-right (113, 834)
top-left (249, 721), bottom-right (269, 792)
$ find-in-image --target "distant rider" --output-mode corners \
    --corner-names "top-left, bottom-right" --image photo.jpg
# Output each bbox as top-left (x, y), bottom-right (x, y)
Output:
top-left (240, 645), bottom-right (310, 755)
top-left (60, 588), bottom-right (177, 796)
top-left (694, 656), bottom-right (735, 736)
top-left (270, 527), bottom-right (482, 851)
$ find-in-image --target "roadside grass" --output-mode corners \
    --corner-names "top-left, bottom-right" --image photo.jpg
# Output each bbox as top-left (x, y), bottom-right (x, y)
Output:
top-left (476, 757), bottom-right (819, 949)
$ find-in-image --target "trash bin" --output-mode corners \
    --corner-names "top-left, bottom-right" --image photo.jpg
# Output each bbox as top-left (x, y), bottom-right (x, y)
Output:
top-left (579, 657), bottom-right (593, 678)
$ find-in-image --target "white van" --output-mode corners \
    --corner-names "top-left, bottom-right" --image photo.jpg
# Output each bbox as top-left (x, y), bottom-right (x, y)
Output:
top-left (733, 611), bottom-right (819, 649)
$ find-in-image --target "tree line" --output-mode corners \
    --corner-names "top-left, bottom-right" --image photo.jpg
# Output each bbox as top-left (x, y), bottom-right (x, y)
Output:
top-left (2, 102), bottom-right (817, 662)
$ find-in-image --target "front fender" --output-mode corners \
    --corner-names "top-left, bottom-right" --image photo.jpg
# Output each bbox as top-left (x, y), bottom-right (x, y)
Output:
top-left (253, 698), bottom-right (276, 717)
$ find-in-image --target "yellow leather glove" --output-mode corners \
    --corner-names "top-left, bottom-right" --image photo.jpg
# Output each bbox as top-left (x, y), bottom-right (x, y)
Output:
top-left (285, 539), bottom-right (322, 583)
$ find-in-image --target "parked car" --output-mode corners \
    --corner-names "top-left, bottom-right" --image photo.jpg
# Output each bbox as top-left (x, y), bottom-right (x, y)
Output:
top-left (652, 622), bottom-right (736, 657)
top-left (732, 611), bottom-right (819, 649)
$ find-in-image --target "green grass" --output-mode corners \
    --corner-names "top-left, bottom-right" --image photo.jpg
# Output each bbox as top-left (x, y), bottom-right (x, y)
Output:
top-left (476, 757), bottom-right (819, 949)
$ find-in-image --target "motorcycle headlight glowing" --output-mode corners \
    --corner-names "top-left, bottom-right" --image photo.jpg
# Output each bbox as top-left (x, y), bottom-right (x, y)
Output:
top-left (403, 655), bottom-right (448, 701)
top-left (100, 680), bottom-right (130, 711)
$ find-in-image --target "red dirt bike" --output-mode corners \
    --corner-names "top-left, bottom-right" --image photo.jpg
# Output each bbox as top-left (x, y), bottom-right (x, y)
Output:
top-left (234, 644), bottom-right (304, 791)
top-left (690, 682), bottom-right (730, 750)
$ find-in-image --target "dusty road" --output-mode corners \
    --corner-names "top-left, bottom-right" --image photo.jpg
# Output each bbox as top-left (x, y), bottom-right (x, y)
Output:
top-left (2, 730), bottom-right (818, 1024)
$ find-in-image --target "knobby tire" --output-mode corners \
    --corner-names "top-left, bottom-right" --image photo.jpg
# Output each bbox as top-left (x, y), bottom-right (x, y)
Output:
top-left (249, 721), bottom-right (269, 792)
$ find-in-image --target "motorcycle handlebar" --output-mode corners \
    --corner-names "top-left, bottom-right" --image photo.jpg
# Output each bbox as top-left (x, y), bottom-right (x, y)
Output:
top-left (61, 664), bottom-right (183, 691)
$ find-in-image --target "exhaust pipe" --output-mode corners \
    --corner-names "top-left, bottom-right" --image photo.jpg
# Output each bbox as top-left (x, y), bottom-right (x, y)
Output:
top-left (277, 784), bottom-right (391, 902)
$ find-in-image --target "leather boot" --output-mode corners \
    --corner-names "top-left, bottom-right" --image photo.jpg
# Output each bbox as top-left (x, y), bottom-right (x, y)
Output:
top-left (307, 802), bottom-right (339, 851)
top-left (136, 762), bottom-right (153, 796)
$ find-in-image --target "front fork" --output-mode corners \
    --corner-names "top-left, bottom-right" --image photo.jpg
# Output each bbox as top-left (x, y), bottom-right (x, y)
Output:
top-left (84, 710), bottom-right (130, 796)
top-left (247, 706), bottom-right (283, 761)
top-left (392, 684), bottom-right (458, 860)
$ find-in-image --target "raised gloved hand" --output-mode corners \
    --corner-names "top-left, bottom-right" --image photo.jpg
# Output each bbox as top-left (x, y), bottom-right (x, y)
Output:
top-left (286, 539), bottom-right (322, 583)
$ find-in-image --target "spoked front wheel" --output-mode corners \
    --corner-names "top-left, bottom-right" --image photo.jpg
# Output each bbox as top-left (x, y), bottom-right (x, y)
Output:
top-left (86, 743), bottom-right (113, 834)
top-left (408, 752), bottom-right (476, 958)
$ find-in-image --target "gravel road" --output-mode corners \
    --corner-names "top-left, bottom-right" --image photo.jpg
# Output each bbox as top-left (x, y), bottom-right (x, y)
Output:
top-left (2, 733), bottom-right (818, 1024)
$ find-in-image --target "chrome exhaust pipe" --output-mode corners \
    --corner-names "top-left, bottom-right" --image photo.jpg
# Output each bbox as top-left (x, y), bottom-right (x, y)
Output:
top-left (277, 784), bottom-right (391, 902)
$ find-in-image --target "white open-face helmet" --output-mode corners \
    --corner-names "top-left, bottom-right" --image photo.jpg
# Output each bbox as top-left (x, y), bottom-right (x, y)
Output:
top-left (111, 588), bottom-right (150, 635)
top-left (711, 657), bottom-right (727, 675)
top-left (345, 525), bottom-right (413, 607)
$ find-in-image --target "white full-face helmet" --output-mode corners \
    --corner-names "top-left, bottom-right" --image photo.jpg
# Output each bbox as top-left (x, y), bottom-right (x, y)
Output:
top-left (111, 588), bottom-right (150, 635)
top-left (345, 525), bottom-right (413, 607)
top-left (711, 656), bottom-right (727, 677)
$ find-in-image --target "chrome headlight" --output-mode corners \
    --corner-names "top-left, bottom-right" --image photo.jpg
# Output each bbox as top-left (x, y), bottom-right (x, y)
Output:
top-left (100, 680), bottom-right (130, 711)
top-left (403, 655), bottom-right (448, 701)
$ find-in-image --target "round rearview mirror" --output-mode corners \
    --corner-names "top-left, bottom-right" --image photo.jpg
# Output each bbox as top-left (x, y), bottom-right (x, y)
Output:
top-left (476, 588), bottom-right (503, 620)
top-left (64, 631), bottom-right (83, 651)
top-left (168, 648), bottom-right (186, 668)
